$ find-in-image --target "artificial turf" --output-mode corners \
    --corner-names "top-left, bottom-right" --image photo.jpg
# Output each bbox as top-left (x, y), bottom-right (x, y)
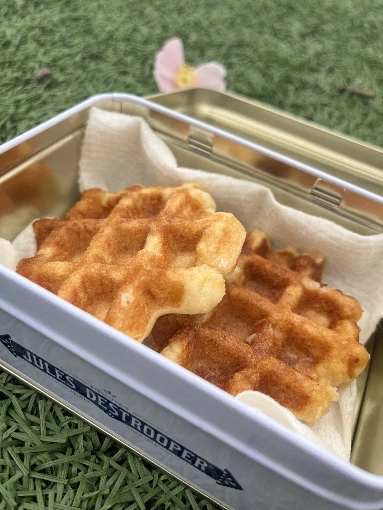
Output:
top-left (1, 0), bottom-right (382, 508)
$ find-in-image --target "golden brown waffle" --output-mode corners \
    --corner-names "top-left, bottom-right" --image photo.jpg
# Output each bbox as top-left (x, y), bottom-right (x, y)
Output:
top-left (17, 184), bottom-right (246, 341)
top-left (152, 230), bottom-right (369, 422)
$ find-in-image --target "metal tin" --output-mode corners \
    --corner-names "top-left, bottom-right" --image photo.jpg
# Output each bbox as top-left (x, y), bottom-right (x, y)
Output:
top-left (1, 91), bottom-right (383, 510)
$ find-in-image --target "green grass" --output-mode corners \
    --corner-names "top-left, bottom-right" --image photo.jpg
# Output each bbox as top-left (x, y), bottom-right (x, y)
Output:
top-left (1, 0), bottom-right (383, 145)
top-left (0, 372), bottom-right (218, 509)
top-left (1, 0), bottom-right (382, 507)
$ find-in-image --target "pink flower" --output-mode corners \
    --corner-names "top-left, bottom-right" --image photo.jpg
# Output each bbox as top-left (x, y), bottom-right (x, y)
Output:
top-left (154, 38), bottom-right (226, 93)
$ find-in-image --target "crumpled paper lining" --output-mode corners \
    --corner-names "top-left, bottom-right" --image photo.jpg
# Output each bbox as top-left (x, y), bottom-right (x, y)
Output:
top-left (3, 106), bottom-right (383, 461)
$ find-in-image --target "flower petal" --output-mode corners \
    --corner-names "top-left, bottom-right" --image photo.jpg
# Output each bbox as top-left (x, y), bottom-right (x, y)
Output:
top-left (154, 70), bottom-right (180, 93)
top-left (195, 62), bottom-right (227, 91)
top-left (154, 38), bottom-right (185, 92)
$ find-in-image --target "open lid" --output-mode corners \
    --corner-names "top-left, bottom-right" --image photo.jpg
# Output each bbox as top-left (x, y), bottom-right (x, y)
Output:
top-left (148, 88), bottom-right (383, 234)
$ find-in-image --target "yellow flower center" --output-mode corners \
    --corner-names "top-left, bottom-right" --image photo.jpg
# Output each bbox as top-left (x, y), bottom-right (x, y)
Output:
top-left (174, 64), bottom-right (196, 88)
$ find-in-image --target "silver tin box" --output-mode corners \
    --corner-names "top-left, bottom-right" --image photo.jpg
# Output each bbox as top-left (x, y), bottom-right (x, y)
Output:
top-left (1, 91), bottom-right (383, 510)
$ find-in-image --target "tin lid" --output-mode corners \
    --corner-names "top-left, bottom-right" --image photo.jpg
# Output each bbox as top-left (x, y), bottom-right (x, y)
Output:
top-left (148, 88), bottom-right (383, 234)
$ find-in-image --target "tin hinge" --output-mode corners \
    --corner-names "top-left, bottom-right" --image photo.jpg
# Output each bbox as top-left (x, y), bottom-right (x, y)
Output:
top-left (187, 127), bottom-right (213, 156)
top-left (310, 178), bottom-right (345, 207)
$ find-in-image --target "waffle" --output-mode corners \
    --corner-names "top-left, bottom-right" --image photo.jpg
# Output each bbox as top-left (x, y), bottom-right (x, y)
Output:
top-left (152, 230), bottom-right (370, 422)
top-left (16, 184), bottom-right (246, 341)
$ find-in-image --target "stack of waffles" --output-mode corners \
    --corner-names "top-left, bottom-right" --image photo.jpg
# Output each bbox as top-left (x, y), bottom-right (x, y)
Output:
top-left (16, 183), bottom-right (369, 423)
